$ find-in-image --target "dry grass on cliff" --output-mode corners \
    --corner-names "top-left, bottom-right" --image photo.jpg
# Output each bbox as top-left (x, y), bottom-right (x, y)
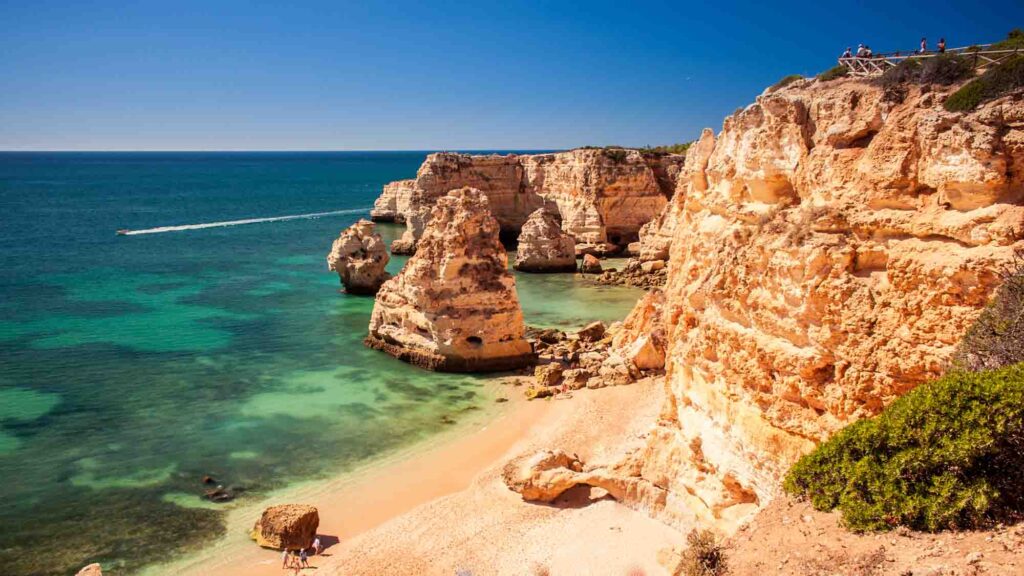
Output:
top-left (951, 251), bottom-right (1024, 371)
top-left (945, 55), bottom-right (1024, 112)
top-left (673, 529), bottom-right (728, 576)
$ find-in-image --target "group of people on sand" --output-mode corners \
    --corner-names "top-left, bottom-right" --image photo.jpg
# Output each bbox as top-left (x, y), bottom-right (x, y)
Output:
top-left (840, 37), bottom-right (946, 59)
top-left (281, 537), bottom-right (321, 573)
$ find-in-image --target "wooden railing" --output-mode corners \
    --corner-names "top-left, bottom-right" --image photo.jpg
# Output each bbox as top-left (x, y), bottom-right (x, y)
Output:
top-left (839, 44), bottom-right (1022, 77)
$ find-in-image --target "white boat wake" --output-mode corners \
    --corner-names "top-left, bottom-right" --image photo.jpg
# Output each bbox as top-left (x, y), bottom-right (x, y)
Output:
top-left (120, 208), bottom-right (371, 235)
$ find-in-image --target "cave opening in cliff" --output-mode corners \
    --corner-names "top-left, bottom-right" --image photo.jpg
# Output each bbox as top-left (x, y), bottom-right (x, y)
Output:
top-left (465, 335), bottom-right (484, 348)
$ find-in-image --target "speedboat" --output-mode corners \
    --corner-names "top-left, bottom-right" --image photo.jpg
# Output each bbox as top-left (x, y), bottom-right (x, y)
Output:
top-left (116, 229), bottom-right (130, 236)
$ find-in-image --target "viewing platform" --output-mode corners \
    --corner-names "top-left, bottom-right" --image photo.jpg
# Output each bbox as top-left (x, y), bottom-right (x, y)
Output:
top-left (839, 44), bottom-right (1022, 77)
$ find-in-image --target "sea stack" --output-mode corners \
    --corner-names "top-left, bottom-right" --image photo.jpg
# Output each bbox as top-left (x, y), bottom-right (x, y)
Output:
top-left (513, 208), bottom-right (577, 272)
top-left (326, 219), bottom-right (391, 294)
top-left (366, 187), bottom-right (535, 372)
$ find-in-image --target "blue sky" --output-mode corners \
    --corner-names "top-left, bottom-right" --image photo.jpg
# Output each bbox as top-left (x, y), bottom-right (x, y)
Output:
top-left (1, 1), bottom-right (1020, 150)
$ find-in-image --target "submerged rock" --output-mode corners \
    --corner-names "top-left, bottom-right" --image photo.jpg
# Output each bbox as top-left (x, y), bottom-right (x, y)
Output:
top-left (252, 504), bottom-right (319, 550)
top-left (366, 187), bottom-right (536, 372)
top-left (514, 208), bottom-right (577, 272)
top-left (326, 219), bottom-right (391, 294)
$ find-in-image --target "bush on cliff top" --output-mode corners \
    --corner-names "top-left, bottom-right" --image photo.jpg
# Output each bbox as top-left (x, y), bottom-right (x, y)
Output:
top-left (880, 53), bottom-right (973, 87)
top-left (642, 142), bottom-right (693, 156)
top-left (951, 253), bottom-right (1024, 371)
top-left (784, 362), bottom-right (1024, 532)
top-left (817, 65), bottom-right (849, 82)
top-left (771, 74), bottom-right (804, 91)
top-left (992, 28), bottom-right (1024, 51)
top-left (945, 55), bottom-right (1024, 112)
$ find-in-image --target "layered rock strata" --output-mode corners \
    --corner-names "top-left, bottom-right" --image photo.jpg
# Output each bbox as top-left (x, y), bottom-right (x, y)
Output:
top-left (326, 219), bottom-right (391, 294)
top-left (604, 80), bottom-right (1024, 531)
top-left (366, 188), bottom-right (535, 372)
top-left (377, 149), bottom-right (685, 254)
top-left (513, 208), bottom-right (577, 272)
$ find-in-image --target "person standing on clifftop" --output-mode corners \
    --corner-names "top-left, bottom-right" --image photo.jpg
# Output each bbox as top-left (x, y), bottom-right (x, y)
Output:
top-left (920, 37), bottom-right (928, 53)
top-left (938, 38), bottom-right (946, 53)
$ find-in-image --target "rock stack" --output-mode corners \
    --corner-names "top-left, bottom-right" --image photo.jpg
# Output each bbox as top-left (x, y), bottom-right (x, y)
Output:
top-left (252, 504), bottom-right (319, 550)
top-left (326, 219), bottom-right (391, 294)
top-left (513, 208), bottom-right (577, 272)
top-left (366, 187), bottom-right (535, 372)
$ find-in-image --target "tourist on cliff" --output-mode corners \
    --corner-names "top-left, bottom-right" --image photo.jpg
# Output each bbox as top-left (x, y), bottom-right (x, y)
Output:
top-left (919, 37), bottom-right (928, 53)
top-left (938, 38), bottom-right (946, 52)
top-left (856, 43), bottom-right (866, 57)
top-left (842, 47), bottom-right (852, 58)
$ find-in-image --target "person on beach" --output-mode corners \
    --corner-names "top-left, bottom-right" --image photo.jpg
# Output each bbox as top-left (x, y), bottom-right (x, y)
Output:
top-left (300, 548), bottom-right (310, 568)
top-left (282, 549), bottom-right (290, 569)
top-left (312, 536), bottom-right (321, 555)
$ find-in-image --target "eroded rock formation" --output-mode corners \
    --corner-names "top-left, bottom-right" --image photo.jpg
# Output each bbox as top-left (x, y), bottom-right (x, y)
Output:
top-left (606, 80), bottom-right (1024, 531)
top-left (366, 187), bottom-right (535, 372)
top-left (252, 504), bottom-right (319, 550)
top-left (326, 219), bottom-right (391, 294)
top-left (75, 564), bottom-right (102, 576)
top-left (376, 149), bottom-right (685, 254)
top-left (514, 208), bottom-right (577, 272)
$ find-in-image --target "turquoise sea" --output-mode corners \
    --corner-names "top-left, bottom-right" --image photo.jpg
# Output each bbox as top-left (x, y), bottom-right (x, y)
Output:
top-left (0, 152), bottom-right (643, 575)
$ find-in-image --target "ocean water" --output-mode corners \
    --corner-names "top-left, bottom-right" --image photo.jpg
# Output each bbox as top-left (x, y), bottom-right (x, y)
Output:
top-left (0, 152), bottom-right (644, 576)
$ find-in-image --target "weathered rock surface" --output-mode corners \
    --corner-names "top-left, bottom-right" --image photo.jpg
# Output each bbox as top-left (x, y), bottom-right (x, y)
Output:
top-left (326, 219), bottom-right (391, 294)
top-left (607, 80), bottom-right (1024, 532)
top-left (376, 149), bottom-right (684, 253)
top-left (580, 254), bottom-right (602, 274)
top-left (75, 564), bottom-right (102, 576)
top-left (514, 208), bottom-right (577, 272)
top-left (366, 187), bottom-right (535, 372)
top-left (252, 504), bottom-right (319, 550)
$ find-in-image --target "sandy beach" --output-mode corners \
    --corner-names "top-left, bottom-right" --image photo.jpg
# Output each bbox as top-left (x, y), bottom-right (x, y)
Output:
top-left (172, 377), bottom-right (679, 576)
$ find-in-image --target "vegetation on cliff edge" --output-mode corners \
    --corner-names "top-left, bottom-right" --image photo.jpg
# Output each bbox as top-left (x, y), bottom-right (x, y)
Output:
top-left (945, 55), bottom-right (1024, 112)
top-left (784, 362), bottom-right (1024, 532)
top-left (771, 74), bottom-right (804, 91)
top-left (817, 65), bottom-right (849, 82)
top-left (950, 253), bottom-right (1024, 371)
top-left (673, 529), bottom-right (728, 576)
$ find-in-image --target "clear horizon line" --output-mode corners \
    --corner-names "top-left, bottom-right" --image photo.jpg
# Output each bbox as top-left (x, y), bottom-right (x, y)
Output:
top-left (0, 148), bottom-right (570, 153)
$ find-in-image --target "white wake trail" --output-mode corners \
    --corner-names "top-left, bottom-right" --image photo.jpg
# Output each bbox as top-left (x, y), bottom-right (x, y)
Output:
top-left (121, 208), bottom-right (371, 235)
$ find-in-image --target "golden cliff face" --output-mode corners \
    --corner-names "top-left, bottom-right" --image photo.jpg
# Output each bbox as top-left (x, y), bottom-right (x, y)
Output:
top-left (615, 79), bottom-right (1024, 531)
top-left (375, 149), bottom-right (683, 253)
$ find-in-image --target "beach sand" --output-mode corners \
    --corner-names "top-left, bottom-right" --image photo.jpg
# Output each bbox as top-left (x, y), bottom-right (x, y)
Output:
top-left (177, 377), bottom-right (679, 576)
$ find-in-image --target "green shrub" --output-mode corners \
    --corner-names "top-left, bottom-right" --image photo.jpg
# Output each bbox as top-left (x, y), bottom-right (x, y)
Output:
top-left (951, 253), bottom-right (1024, 371)
top-left (601, 147), bottom-right (629, 162)
top-left (673, 529), bottom-right (727, 576)
top-left (817, 65), bottom-right (849, 82)
top-left (991, 28), bottom-right (1024, 51)
top-left (642, 142), bottom-right (693, 156)
top-left (945, 55), bottom-right (1024, 112)
top-left (783, 363), bottom-right (1024, 532)
top-left (771, 74), bottom-right (803, 91)
top-left (881, 54), bottom-right (971, 87)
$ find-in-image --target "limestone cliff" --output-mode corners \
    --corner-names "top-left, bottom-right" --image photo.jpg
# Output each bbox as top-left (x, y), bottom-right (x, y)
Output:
top-left (514, 208), bottom-right (577, 272)
top-left (366, 187), bottom-right (535, 372)
top-left (376, 149), bottom-right (684, 254)
top-left (610, 79), bottom-right (1024, 531)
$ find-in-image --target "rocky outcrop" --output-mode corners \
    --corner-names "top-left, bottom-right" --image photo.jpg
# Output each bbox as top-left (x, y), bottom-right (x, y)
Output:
top-left (252, 504), bottom-right (319, 550)
top-left (75, 564), bottom-right (102, 576)
top-left (326, 219), bottom-right (391, 294)
top-left (607, 80), bottom-right (1024, 532)
top-left (514, 208), bottom-right (577, 272)
top-left (370, 179), bottom-right (416, 223)
top-left (580, 254), bottom-right (602, 274)
top-left (366, 187), bottom-right (535, 372)
top-left (376, 149), bottom-right (685, 254)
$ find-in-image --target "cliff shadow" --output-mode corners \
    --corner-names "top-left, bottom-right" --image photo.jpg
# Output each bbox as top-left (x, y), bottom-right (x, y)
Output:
top-left (546, 484), bottom-right (615, 510)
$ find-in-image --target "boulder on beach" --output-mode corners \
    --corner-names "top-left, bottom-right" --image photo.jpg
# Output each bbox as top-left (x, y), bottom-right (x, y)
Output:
top-left (326, 219), bottom-right (391, 295)
top-left (514, 208), bottom-right (577, 273)
top-left (580, 253), bottom-right (603, 274)
top-left (252, 504), bottom-right (320, 550)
